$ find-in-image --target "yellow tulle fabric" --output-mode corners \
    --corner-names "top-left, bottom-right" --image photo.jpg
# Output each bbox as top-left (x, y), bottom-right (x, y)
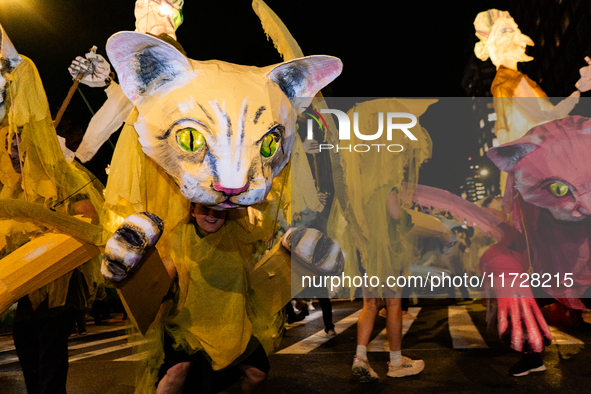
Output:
top-left (0, 56), bottom-right (105, 311)
top-left (327, 99), bottom-right (433, 297)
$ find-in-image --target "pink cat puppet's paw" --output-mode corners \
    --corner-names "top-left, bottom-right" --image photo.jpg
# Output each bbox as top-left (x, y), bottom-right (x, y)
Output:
top-left (282, 228), bottom-right (344, 275)
top-left (481, 244), bottom-right (552, 353)
top-left (497, 297), bottom-right (552, 353)
top-left (101, 212), bottom-right (164, 284)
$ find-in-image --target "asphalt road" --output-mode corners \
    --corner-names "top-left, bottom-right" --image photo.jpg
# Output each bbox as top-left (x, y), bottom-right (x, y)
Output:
top-left (2, 299), bottom-right (591, 393)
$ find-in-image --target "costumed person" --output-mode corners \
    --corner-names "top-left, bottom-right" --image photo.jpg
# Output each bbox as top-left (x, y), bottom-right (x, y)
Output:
top-left (289, 108), bottom-right (336, 335)
top-left (417, 213), bottom-right (472, 300)
top-left (155, 203), bottom-right (271, 393)
top-left (68, 0), bottom-right (184, 164)
top-left (473, 9), bottom-right (591, 193)
top-left (482, 116), bottom-right (591, 376)
top-left (97, 3), bottom-right (343, 391)
top-left (326, 99), bottom-right (435, 381)
top-left (0, 23), bottom-right (104, 393)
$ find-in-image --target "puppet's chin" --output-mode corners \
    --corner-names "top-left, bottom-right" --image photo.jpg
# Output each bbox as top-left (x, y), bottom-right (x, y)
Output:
top-left (214, 201), bottom-right (242, 209)
top-left (549, 208), bottom-right (591, 222)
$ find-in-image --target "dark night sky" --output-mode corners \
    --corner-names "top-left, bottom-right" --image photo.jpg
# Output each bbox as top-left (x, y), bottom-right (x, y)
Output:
top-left (0, 0), bottom-right (512, 190)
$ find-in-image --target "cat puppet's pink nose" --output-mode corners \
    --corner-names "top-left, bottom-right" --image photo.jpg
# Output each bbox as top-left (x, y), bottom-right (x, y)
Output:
top-left (213, 182), bottom-right (250, 196)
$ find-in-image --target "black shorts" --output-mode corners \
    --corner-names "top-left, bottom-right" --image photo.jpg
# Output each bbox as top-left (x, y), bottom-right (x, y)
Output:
top-left (157, 332), bottom-right (270, 393)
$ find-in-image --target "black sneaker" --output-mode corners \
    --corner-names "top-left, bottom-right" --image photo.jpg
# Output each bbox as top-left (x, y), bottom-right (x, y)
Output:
top-left (508, 353), bottom-right (547, 377)
top-left (286, 314), bottom-right (306, 324)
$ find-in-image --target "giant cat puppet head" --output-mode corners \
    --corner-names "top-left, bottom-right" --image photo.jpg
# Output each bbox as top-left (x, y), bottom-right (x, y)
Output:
top-left (0, 24), bottom-right (23, 123)
top-left (488, 116), bottom-right (591, 222)
top-left (106, 32), bottom-right (341, 209)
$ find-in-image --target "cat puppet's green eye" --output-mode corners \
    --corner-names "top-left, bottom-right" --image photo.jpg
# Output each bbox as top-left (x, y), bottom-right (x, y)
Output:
top-left (176, 128), bottom-right (205, 152)
top-left (549, 182), bottom-right (569, 197)
top-left (260, 134), bottom-right (278, 158)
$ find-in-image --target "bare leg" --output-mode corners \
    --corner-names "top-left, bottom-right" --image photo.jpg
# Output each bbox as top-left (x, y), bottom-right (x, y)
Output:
top-left (357, 287), bottom-right (381, 346)
top-left (239, 364), bottom-right (267, 394)
top-left (352, 287), bottom-right (381, 382)
top-left (156, 361), bottom-right (191, 394)
top-left (385, 288), bottom-right (403, 352)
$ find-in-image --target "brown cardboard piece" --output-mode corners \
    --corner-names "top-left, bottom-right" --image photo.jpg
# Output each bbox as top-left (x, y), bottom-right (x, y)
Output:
top-left (249, 242), bottom-right (314, 318)
top-left (114, 247), bottom-right (172, 335)
top-left (407, 209), bottom-right (453, 239)
top-left (0, 233), bottom-right (100, 314)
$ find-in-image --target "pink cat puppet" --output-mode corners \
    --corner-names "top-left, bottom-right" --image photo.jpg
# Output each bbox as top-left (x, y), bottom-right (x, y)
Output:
top-left (483, 116), bottom-right (591, 353)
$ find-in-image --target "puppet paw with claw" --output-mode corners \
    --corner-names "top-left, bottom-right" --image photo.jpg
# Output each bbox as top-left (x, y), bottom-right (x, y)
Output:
top-left (69, 52), bottom-right (112, 87)
top-left (497, 297), bottom-right (552, 353)
top-left (282, 228), bottom-right (344, 275)
top-left (481, 244), bottom-right (552, 353)
top-left (576, 56), bottom-right (591, 93)
top-left (101, 212), bottom-right (164, 283)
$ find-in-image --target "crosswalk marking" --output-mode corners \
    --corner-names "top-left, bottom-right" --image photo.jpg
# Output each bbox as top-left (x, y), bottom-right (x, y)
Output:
top-left (550, 326), bottom-right (584, 345)
top-left (285, 310), bottom-right (323, 330)
top-left (68, 339), bottom-right (150, 363)
top-left (0, 324), bottom-right (131, 355)
top-left (0, 355), bottom-right (18, 366)
top-left (69, 335), bottom-right (129, 350)
top-left (367, 307), bottom-right (422, 352)
top-left (2, 305), bottom-right (590, 366)
top-left (1, 337), bottom-right (146, 366)
top-left (448, 306), bottom-right (487, 349)
top-left (277, 310), bottom-right (362, 354)
top-left (115, 350), bottom-right (150, 362)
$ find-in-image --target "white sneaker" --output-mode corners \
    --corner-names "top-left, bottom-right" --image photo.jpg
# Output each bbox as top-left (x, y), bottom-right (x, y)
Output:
top-left (325, 328), bottom-right (337, 337)
top-left (387, 356), bottom-right (424, 378)
top-left (351, 356), bottom-right (379, 382)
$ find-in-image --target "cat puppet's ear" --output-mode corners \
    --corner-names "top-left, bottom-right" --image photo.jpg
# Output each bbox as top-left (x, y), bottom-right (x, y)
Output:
top-left (106, 31), bottom-right (193, 104)
top-left (0, 23), bottom-right (22, 71)
top-left (266, 56), bottom-right (342, 113)
top-left (487, 142), bottom-right (539, 172)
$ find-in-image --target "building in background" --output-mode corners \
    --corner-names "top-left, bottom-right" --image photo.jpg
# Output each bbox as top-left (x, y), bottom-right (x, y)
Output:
top-left (461, 54), bottom-right (500, 201)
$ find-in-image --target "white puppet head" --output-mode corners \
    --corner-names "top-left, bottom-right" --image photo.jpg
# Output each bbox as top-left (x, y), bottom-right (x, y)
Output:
top-left (474, 9), bottom-right (534, 70)
top-left (0, 24), bottom-right (23, 123)
top-left (106, 32), bottom-right (341, 209)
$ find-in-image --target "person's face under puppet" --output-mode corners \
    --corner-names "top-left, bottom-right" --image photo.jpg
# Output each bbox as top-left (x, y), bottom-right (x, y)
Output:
top-left (191, 203), bottom-right (227, 233)
top-left (488, 17), bottom-right (534, 70)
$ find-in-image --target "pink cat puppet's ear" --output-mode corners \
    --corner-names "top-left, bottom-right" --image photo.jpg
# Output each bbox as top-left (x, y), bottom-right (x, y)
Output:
top-left (487, 142), bottom-right (539, 172)
top-left (106, 31), bottom-right (193, 104)
top-left (266, 55), bottom-right (342, 112)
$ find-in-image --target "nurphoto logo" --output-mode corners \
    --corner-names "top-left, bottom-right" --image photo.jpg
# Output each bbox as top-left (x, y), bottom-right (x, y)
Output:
top-left (304, 108), bottom-right (418, 153)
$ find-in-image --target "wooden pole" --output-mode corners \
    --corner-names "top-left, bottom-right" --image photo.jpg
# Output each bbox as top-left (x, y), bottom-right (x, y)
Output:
top-left (312, 154), bottom-right (321, 190)
top-left (53, 45), bottom-right (97, 128)
top-left (53, 73), bottom-right (83, 128)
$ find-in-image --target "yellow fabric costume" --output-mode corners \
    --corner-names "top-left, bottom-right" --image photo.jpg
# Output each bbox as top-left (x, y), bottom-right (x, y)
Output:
top-left (327, 99), bottom-right (433, 297)
top-left (491, 65), bottom-right (547, 145)
top-left (105, 108), bottom-right (321, 392)
top-left (0, 56), bottom-right (104, 312)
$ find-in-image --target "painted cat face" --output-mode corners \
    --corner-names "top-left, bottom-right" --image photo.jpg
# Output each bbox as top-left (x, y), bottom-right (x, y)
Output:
top-left (107, 32), bottom-right (341, 209)
top-left (489, 116), bottom-right (591, 222)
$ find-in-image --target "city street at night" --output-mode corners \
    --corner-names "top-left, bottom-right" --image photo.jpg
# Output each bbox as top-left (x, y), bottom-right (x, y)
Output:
top-left (2, 299), bottom-right (591, 393)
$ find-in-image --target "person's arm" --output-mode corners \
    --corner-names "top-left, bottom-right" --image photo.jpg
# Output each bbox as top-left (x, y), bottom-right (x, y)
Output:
top-left (388, 189), bottom-right (403, 220)
top-left (513, 78), bottom-right (579, 124)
